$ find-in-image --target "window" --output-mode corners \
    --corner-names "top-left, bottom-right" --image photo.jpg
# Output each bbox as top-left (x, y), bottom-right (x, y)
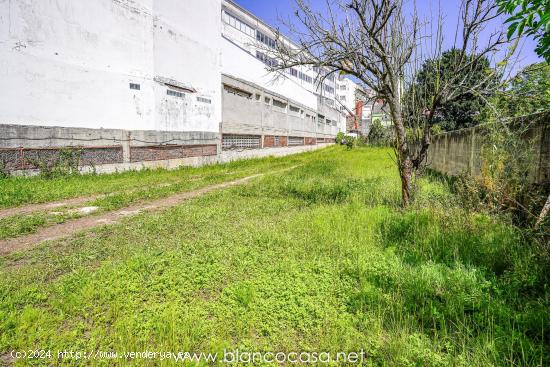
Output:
top-left (326, 119), bottom-right (332, 126)
top-left (224, 85), bottom-right (252, 98)
top-left (289, 105), bottom-right (300, 113)
top-left (288, 136), bottom-right (305, 146)
top-left (264, 97), bottom-right (271, 104)
top-left (222, 134), bottom-right (261, 150)
top-left (317, 114), bottom-right (325, 124)
top-left (256, 51), bottom-right (278, 68)
top-left (323, 84), bottom-right (335, 94)
top-left (255, 94), bottom-right (261, 101)
top-left (197, 96), bottom-right (211, 104)
top-left (272, 99), bottom-right (287, 110)
top-left (289, 68), bottom-right (298, 77)
top-left (298, 71), bottom-right (312, 84)
top-left (167, 89), bottom-right (184, 98)
top-left (129, 83), bottom-right (140, 90)
top-left (340, 85), bottom-right (347, 90)
top-left (223, 11), bottom-right (255, 37)
top-left (274, 136), bottom-right (280, 146)
top-left (256, 30), bottom-right (276, 48)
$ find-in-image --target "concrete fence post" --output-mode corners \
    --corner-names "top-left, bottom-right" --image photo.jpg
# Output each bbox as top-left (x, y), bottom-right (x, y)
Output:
top-left (122, 130), bottom-right (131, 163)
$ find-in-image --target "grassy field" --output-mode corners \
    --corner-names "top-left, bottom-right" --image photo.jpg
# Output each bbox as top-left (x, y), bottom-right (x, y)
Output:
top-left (0, 146), bottom-right (548, 366)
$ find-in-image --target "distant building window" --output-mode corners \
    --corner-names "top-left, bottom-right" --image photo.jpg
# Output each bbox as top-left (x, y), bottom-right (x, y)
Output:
top-left (274, 136), bottom-right (280, 146)
top-left (323, 84), bottom-right (335, 94)
top-left (264, 97), bottom-right (271, 104)
top-left (255, 94), bottom-right (261, 101)
top-left (298, 71), bottom-right (312, 84)
top-left (223, 11), bottom-right (255, 37)
top-left (167, 89), bottom-right (184, 98)
top-left (272, 99), bottom-right (287, 110)
top-left (224, 85), bottom-right (252, 98)
top-left (288, 136), bottom-right (305, 146)
top-left (222, 134), bottom-right (261, 150)
top-left (130, 83), bottom-right (140, 90)
top-left (289, 105), bottom-right (300, 113)
top-left (289, 68), bottom-right (298, 77)
top-left (326, 119), bottom-right (332, 125)
top-left (256, 30), bottom-right (276, 49)
top-left (318, 114), bottom-right (325, 124)
top-left (256, 51), bottom-right (278, 68)
top-left (197, 96), bottom-right (211, 104)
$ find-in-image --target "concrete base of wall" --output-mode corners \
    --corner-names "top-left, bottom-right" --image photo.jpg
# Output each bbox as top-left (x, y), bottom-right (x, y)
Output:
top-left (219, 143), bottom-right (332, 163)
top-left (9, 144), bottom-right (333, 176)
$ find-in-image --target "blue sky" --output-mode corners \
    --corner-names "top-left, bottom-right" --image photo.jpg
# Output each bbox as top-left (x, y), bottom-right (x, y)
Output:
top-left (233, 0), bottom-right (542, 72)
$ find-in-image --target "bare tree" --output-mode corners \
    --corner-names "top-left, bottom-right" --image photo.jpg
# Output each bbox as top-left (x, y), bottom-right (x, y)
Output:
top-left (262, 0), bottom-right (511, 206)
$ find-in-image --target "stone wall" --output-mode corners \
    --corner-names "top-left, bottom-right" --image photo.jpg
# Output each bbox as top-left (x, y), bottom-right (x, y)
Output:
top-left (425, 114), bottom-right (549, 184)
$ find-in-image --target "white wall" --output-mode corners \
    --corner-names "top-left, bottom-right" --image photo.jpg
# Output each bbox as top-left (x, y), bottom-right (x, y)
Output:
top-left (221, 37), bottom-right (318, 111)
top-left (0, 0), bottom-right (221, 133)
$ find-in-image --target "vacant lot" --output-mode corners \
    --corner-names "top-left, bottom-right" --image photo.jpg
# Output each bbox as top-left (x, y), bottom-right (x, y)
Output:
top-left (0, 147), bottom-right (548, 366)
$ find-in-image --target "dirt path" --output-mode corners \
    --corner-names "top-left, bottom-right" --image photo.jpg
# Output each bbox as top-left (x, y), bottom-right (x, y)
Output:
top-left (0, 195), bottom-right (105, 219)
top-left (0, 182), bottom-right (181, 219)
top-left (0, 174), bottom-right (263, 256)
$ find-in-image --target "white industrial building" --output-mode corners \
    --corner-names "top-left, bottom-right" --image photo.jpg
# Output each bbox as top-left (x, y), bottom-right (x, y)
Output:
top-left (0, 0), bottom-right (351, 174)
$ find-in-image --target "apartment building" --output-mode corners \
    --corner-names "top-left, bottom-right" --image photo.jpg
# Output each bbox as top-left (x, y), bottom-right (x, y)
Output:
top-left (0, 0), bottom-right (350, 174)
top-left (336, 76), bottom-right (373, 136)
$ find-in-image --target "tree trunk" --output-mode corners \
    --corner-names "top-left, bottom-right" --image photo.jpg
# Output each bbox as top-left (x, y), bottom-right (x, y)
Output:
top-left (399, 153), bottom-right (413, 206)
top-left (388, 96), bottom-right (413, 206)
top-left (535, 193), bottom-right (550, 228)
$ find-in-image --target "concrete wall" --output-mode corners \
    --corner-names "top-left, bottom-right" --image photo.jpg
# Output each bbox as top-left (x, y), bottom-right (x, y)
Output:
top-left (425, 115), bottom-right (549, 184)
top-left (0, 0), bottom-right (221, 133)
top-left (0, 123), bottom-right (219, 173)
top-left (221, 74), bottom-right (340, 141)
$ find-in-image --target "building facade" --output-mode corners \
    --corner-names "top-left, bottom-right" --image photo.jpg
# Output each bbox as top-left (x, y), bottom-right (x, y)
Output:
top-left (220, 0), bottom-right (344, 149)
top-left (0, 0), bottom-right (351, 174)
top-left (336, 76), bottom-right (373, 136)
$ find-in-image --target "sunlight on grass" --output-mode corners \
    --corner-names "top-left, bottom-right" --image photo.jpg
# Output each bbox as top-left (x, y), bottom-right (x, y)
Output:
top-left (0, 146), bottom-right (547, 366)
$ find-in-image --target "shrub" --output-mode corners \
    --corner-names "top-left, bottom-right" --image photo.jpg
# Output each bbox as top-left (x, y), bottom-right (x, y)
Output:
top-left (28, 148), bottom-right (83, 179)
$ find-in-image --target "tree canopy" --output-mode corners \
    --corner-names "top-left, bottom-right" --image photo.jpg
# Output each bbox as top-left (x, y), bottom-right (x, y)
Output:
top-left (498, 0), bottom-right (550, 62)
top-left (410, 49), bottom-right (496, 131)
top-left (494, 62), bottom-right (550, 117)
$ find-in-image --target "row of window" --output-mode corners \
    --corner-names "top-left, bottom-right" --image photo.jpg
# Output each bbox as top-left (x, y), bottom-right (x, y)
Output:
top-left (287, 68), bottom-right (313, 84)
top-left (257, 30), bottom-right (277, 49)
top-left (256, 51), bottom-right (279, 68)
top-left (223, 85), bottom-right (339, 127)
top-left (323, 84), bottom-right (335, 94)
top-left (130, 83), bottom-right (212, 103)
top-left (223, 11), bottom-right (255, 37)
top-left (223, 10), bottom-right (278, 51)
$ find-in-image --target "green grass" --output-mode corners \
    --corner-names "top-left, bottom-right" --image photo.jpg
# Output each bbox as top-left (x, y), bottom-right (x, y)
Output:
top-left (0, 153), bottom-right (309, 209)
top-left (0, 152), bottom-right (314, 239)
top-left (0, 147), bottom-right (548, 366)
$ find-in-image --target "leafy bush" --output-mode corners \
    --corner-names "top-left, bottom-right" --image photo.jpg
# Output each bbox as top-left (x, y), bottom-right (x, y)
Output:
top-left (335, 131), bottom-right (345, 144)
top-left (368, 119), bottom-right (391, 146)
